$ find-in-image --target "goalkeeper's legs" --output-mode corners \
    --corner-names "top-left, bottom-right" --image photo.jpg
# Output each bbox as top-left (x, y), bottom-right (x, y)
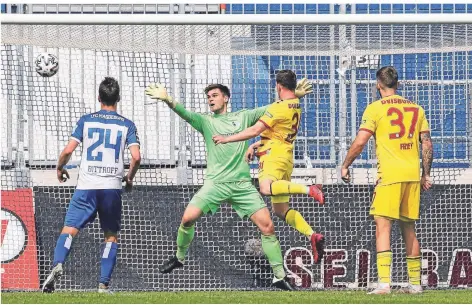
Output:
top-left (250, 207), bottom-right (284, 280)
top-left (178, 205), bottom-right (202, 261)
top-left (250, 207), bottom-right (294, 291)
top-left (160, 205), bottom-right (202, 274)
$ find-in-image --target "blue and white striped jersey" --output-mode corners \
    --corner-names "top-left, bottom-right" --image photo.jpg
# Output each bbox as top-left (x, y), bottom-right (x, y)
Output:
top-left (71, 110), bottom-right (140, 190)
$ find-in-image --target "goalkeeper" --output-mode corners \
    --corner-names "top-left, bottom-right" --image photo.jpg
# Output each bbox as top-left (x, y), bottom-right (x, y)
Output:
top-left (145, 83), bottom-right (312, 290)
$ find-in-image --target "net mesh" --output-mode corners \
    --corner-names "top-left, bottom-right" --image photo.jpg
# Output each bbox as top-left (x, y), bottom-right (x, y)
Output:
top-left (1, 22), bottom-right (471, 291)
top-left (2, 24), bottom-right (472, 56)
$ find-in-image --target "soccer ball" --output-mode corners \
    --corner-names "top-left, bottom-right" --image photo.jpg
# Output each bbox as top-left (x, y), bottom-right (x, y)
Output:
top-left (35, 53), bottom-right (59, 77)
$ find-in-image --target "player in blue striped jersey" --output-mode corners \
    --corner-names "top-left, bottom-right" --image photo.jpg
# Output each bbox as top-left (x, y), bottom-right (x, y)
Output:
top-left (42, 77), bottom-right (141, 293)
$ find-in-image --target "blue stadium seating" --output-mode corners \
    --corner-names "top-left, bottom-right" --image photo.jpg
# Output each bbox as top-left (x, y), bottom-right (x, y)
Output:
top-left (228, 4), bottom-right (470, 166)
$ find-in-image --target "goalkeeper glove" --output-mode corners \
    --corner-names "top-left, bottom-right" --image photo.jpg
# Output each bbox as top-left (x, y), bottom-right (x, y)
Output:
top-left (145, 83), bottom-right (176, 108)
top-left (295, 78), bottom-right (313, 98)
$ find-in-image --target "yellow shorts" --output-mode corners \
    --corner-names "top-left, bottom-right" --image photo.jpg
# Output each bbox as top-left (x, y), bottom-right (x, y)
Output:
top-left (370, 182), bottom-right (420, 221)
top-left (257, 143), bottom-right (293, 204)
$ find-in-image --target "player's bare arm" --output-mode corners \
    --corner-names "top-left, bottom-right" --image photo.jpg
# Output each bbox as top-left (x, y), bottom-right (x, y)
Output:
top-left (123, 145), bottom-right (141, 192)
top-left (212, 77), bottom-right (312, 145)
top-left (213, 121), bottom-right (267, 145)
top-left (420, 131), bottom-right (434, 191)
top-left (341, 130), bottom-right (373, 183)
top-left (56, 139), bottom-right (80, 183)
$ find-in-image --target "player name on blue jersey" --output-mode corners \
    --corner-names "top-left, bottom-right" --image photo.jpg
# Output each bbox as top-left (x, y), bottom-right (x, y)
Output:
top-left (87, 165), bottom-right (119, 174)
top-left (71, 109), bottom-right (139, 190)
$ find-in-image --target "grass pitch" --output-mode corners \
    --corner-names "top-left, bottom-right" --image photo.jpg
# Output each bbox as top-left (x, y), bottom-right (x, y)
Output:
top-left (3, 290), bottom-right (472, 304)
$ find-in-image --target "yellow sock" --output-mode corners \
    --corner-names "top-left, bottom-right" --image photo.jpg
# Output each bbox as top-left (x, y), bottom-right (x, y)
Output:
top-left (271, 180), bottom-right (309, 195)
top-left (377, 251), bottom-right (392, 284)
top-left (285, 209), bottom-right (314, 237)
top-left (406, 256), bottom-right (421, 286)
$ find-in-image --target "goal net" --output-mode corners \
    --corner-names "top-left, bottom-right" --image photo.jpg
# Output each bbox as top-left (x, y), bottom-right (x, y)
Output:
top-left (1, 15), bottom-right (471, 291)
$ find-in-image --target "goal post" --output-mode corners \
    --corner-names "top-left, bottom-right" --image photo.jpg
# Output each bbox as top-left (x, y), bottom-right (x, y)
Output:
top-left (1, 12), bottom-right (471, 291)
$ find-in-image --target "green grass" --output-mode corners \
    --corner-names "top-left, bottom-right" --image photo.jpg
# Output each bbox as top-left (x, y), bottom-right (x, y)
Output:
top-left (3, 290), bottom-right (472, 304)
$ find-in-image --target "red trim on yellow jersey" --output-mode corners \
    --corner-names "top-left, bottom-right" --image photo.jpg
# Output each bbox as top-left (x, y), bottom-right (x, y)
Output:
top-left (359, 128), bottom-right (374, 135)
top-left (256, 149), bottom-right (270, 157)
top-left (258, 119), bottom-right (272, 130)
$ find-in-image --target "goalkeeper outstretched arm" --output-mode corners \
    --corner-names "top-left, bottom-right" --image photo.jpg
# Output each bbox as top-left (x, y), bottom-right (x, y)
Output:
top-left (145, 83), bottom-right (205, 133)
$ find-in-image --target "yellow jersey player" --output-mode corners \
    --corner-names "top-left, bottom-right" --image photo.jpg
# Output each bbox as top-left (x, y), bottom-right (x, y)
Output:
top-left (341, 66), bottom-right (433, 295)
top-left (213, 70), bottom-right (325, 264)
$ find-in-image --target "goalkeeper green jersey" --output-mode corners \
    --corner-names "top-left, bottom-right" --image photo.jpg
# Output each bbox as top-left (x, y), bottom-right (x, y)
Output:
top-left (174, 103), bottom-right (268, 183)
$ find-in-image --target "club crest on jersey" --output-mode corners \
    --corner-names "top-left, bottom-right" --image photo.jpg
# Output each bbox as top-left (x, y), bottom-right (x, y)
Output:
top-left (231, 121), bottom-right (241, 129)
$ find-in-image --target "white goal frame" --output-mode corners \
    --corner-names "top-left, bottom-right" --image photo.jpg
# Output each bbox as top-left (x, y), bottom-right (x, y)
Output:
top-left (2, 13), bottom-right (472, 25)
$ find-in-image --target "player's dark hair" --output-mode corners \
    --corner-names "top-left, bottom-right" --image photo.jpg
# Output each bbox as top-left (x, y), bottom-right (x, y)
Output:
top-left (376, 66), bottom-right (398, 89)
top-left (99, 77), bottom-right (120, 106)
top-left (204, 84), bottom-right (231, 98)
top-left (275, 70), bottom-right (297, 91)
